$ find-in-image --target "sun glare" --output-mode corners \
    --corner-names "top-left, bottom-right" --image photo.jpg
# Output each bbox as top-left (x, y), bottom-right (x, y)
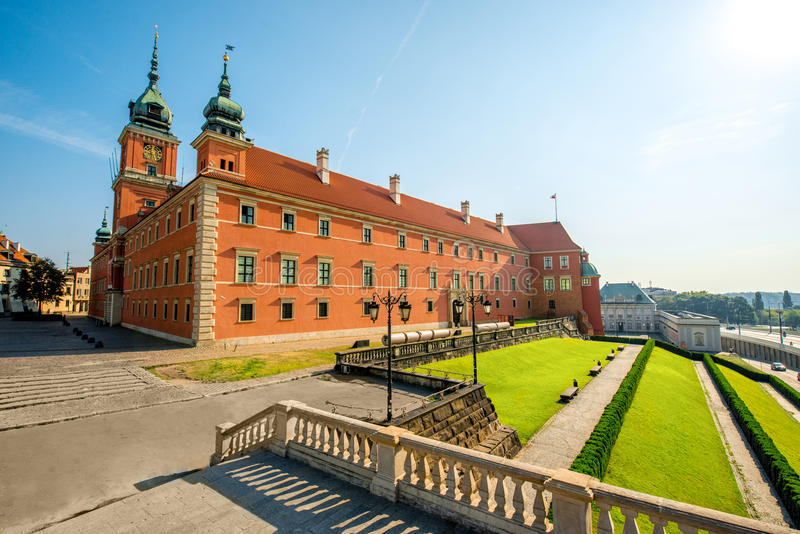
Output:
top-left (720, 0), bottom-right (800, 64)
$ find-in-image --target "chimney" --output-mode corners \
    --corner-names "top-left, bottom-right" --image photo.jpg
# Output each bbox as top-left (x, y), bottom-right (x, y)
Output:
top-left (496, 212), bottom-right (504, 233)
top-left (460, 201), bottom-right (470, 223)
top-left (316, 148), bottom-right (330, 185)
top-left (389, 174), bottom-right (401, 205)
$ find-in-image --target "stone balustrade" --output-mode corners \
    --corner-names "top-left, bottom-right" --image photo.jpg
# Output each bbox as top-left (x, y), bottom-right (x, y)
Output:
top-left (213, 401), bottom-right (792, 534)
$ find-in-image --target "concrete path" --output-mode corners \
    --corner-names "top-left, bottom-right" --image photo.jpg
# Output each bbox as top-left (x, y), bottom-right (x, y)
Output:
top-left (693, 361), bottom-right (792, 528)
top-left (0, 375), bottom-right (428, 533)
top-left (514, 345), bottom-right (642, 469)
top-left (40, 451), bottom-right (474, 534)
top-left (761, 383), bottom-right (800, 425)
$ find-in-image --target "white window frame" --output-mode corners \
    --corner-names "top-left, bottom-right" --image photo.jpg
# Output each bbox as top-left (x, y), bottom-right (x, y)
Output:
top-left (362, 224), bottom-right (372, 244)
top-left (543, 276), bottom-right (555, 291)
top-left (281, 208), bottom-right (296, 232)
top-left (544, 256), bottom-right (553, 269)
top-left (317, 298), bottom-right (330, 319)
top-left (280, 252), bottom-right (300, 285)
top-left (560, 255), bottom-right (569, 269)
top-left (280, 298), bottom-right (295, 320)
top-left (582, 277), bottom-right (591, 286)
top-left (317, 256), bottom-right (333, 286)
top-left (398, 232), bottom-right (406, 249)
top-left (398, 264), bottom-right (409, 289)
top-left (560, 276), bottom-right (572, 291)
top-left (238, 298), bottom-right (256, 323)
top-left (239, 200), bottom-right (257, 225)
top-left (362, 261), bottom-right (375, 287)
top-left (235, 248), bottom-right (259, 284)
top-left (318, 215), bottom-right (331, 237)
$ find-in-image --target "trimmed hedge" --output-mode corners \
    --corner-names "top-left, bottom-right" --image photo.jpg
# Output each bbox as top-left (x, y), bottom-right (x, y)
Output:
top-left (710, 355), bottom-right (800, 412)
top-left (703, 355), bottom-right (800, 526)
top-left (590, 335), bottom-right (647, 345)
top-left (570, 339), bottom-right (655, 479)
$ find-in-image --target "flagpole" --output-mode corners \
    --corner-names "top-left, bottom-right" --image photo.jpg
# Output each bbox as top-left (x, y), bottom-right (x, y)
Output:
top-left (555, 196), bottom-right (558, 222)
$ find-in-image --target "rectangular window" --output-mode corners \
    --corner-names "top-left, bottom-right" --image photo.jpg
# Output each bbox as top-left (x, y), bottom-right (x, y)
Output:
top-left (525, 256), bottom-right (529, 267)
top-left (422, 237), bottom-right (429, 252)
top-left (494, 274), bottom-right (500, 290)
top-left (281, 300), bottom-right (294, 320)
top-left (437, 241), bottom-right (443, 254)
top-left (525, 278), bottom-right (531, 291)
top-left (362, 300), bottom-right (372, 316)
top-left (319, 217), bottom-right (330, 236)
top-left (527, 299), bottom-right (531, 309)
top-left (513, 298), bottom-right (517, 308)
top-left (399, 267), bottom-right (408, 288)
top-left (237, 255), bottom-right (255, 283)
top-left (163, 259), bottom-right (168, 285)
top-left (560, 256), bottom-right (569, 269)
top-left (153, 300), bottom-right (158, 318)
top-left (426, 298), bottom-right (434, 313)
top-left (144, 199), bottom-right (156, 208)
top-left (155, 224), bottom-right (159, 240)
top-left (544, 277), bottom-right (555, 291)
top-left (582, 277), bottom-right (591, 286)
top-left (544, 256), bottom-right (552, 269)
top-left (478, 273), bottom-right (485, 290)
top-left (185, 300), bottom-right (191, 322)
top-left (228, 160), bottom-right (234, 172)
top-left (173, 301), bottom-right (178, 321)
top-left (318, 261), bottom-right (331, 286)
top-left (363, 226), bottom-right (372, 243)
top-left (560, 277), bottom-right (572, 291)
top-left (452, 270), bottom-right (461, 290)
top-left (147, 164), bottom-right (156, 176)
top-left (144, 301), bottom-right (148, 317)
top-left (398, 233), bottom-right (406, 249)
top-left (495, 298), bottom-right (501, 309)
top-left (166, 217), bottom-right (171, 234)
top-left (363, 265), bottom-right (374, 287)
top-left (317, 299), bottom-right (329, 319)
top-left (220, 158), bottom-right (226, 169)
top-left (468, 247), bottom-right (473, 259)
top-left (468, 273), bottom-right (475, 290)
top-left (454, 244), bottom-right (460, 257)
top-left (173, 257), bottom-right (180, 284)
top-left (239, 301), bottom-right (254, 322)
top-left (281, 259), bottom-right (297, 284)
top-left (511, 277), bottom-right (517, 291)
top-left (511, 255), bottom-right (515, 265)
top-left (163, 301), bottom-right (168, 320)
top-left (282, 211), bottom-right (295, 231)
top-left (429, 269), bottom-right (437, 289)
top-left (147, 229), bottom-right (151, 244)
top-left (186, 255), bottom-right (194, 283)
top-left (137, 300), bottom-right (141, 315)
top-left (240, 204), bottom-right (255, 225)
top-left (177, 211), bottom-right (182, 229)
top-left (138, 268), bottom-right (142, 289)
top-left (189, 203), bottom-right (195, 222)
top-left (145, 267), bottom-right (150, 288)
top-left (494, 251), bottom-right (498, 263)
top-left (478, 249), bottom-right (483, 261)
top-left (152, 264), bottom-right (157, 287)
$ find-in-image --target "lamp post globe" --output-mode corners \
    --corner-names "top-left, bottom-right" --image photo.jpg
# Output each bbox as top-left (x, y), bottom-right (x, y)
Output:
top-left (399, 301), bottom-right (412, 323)
top-left (483, 299), bottom-right (492, 316)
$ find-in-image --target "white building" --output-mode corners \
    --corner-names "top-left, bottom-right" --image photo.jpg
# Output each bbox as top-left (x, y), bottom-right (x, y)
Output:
top-left (600, 282), bottom-right (657, 334)
top-left (657, 310), bottom-right (721, 352)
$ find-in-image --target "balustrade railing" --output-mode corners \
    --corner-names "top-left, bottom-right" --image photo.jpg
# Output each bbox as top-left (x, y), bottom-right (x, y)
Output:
top-left (212, 401), bottom-right (789, 534)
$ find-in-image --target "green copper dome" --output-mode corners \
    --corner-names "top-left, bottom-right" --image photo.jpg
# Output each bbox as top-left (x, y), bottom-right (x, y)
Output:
top-left (201, 56), bottom-right (246, 140)
top-left (128, 30), bottom-right (173, 133)
top-left (580, 260), bottom-right (599, 277)
top-left (95, 209), bottom-right (111, 243)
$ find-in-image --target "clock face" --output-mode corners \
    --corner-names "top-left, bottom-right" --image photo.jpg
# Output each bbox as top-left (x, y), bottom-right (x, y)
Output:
top-left (143, 144), bottom-right (163, 162)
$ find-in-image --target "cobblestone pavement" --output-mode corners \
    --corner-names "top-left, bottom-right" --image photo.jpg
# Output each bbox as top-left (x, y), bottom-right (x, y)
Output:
top-left (40, 451), bottom-right (473, 534)
top-left (0, 375), bottom-right (429, 533)
top-left (514, 345), bottom-right (641, 469)
top-left (693, 362), bottom-right (791, 528)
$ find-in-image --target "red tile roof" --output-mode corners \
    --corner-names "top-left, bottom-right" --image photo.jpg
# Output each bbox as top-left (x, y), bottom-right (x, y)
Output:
top-left (507, 222), bottom-right (580, 252)
top-left (209, 146), bottom-right (547, 249)
top-left (70, 266), bottom-right (89, 273)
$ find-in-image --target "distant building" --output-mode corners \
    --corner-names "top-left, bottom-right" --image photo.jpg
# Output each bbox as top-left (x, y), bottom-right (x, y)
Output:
top-left (41, 266), bottom-right (92, 314)
top-left (0, 235), bottom-right (39, 315)
top-left (642, 286), bottom-right (676, 299)
top-left (657, 310), bottom-right (721, 352)
top-left (600, 282), bottom-right (657, 334)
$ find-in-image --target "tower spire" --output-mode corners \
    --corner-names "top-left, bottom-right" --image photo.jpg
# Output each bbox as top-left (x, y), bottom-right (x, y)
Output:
top-left (148, 25), bottom-right (159, 87)
top-left (218, 49), bottom-right (231, 98)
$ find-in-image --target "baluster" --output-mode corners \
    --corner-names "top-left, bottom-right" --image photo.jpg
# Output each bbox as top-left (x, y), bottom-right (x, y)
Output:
top-left (368, 438), bottom-right (377, 467)
top-left (348, 432), bottom-right (357, 462)
top-left (404, 449), bottom-right (419, 484)
top-left (322, 424), bottom-right (332, 453)
top-left (458, 464), bottom-right (477, 505)
top-left (620, 508), bottom-right (640, 534)
top-left (596, 501), bottom-right (614, 534)
top-left (444, 458), bottom-right (459, 499)
top-left (676, 525), bottom-right (698, 534)
top-left (429, 456), bottom-right (444, 494)
top-left (649, 517), bottom-right (668, 534)
top-left (331, 427), bottom-right (341, 457)
top-left (416, 453), bottom-right (433, 489)
top-left (294, 418), bottom-right (304, 444)
top-left (493, 472), bottom-right (507, 518)
top-left (475, 468), bottom-right (493, 512)
top-left (339, 430), bottom-right (350, 460)
top-left (305, 418), bottom-right (315, 447)
top-left (532, 486), bottom-right (549, 531)
top-left (509, 478), bottom-right (526, 524)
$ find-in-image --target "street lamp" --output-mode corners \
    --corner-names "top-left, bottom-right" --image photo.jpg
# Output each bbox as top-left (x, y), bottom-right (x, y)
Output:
top-left (453, 291), bottom-right (492, 383)
top-left (777, 309), bottom-right (784, 345)
top-left (369, 290), bottom-right (411, 422)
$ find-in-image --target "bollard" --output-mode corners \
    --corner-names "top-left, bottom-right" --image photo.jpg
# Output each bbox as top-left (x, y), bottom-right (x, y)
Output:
top-left (81, 334), bottom-right (88, 340)
top-left (94, 341), bottom-right (104, 348)
top-left (88, 337), bottom-right (95, 343)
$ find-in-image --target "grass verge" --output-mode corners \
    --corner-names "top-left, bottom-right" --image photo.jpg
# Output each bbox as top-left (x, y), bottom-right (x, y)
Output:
top-left (147, 347), bottom-right (339, 382)
top-left (410, 337), bottom-right (617, 443)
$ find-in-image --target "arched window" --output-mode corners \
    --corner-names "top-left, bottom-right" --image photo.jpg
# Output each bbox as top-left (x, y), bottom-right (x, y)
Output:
top-left (694, 332), bottom-right (705, 346)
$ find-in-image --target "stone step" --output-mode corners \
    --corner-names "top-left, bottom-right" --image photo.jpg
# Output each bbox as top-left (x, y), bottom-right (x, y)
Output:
top-left (0, 371), bottom-right (140, 395)
top-left (0, 384), bottom-right (151, 410)
top-left (0, 376), bottom-right (146, 403)
top-left (0, 369), bottom-right (131, 386)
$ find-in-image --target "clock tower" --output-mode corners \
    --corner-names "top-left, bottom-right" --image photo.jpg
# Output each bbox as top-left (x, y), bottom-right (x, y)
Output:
top-left (112, 27), bottom-right (181, 234)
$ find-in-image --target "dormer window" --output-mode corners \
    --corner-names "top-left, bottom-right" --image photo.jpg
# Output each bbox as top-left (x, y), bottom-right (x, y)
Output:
top-left (144, 200), bottom-right (156, 208)
top-left (227, 160), bottom-right (233, 171)
top-left (147, 103), bottom-right (162, 117)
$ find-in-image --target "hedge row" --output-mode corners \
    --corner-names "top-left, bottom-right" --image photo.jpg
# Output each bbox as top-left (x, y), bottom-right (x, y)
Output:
top-left (590, 335), bottom-right (647, 345)
top-left (710, 355), bottom-right (800, 412)
top-left (703, 355), bottom-right (800, 526)
top-left (570, 339), bottom-right (655, 479)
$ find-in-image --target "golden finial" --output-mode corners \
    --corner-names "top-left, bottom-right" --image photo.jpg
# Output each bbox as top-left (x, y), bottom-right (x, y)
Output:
top-left (154, 24), bottom-right (158, 39)
top-left (223, 53), bottom-right (229, 62)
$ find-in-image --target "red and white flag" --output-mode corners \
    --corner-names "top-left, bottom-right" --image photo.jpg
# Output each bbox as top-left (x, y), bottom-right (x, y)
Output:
top-left (551, 193), bottom-right (556, 199)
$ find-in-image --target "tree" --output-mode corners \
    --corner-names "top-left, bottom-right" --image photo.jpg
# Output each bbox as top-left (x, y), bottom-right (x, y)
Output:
top-left (12, 258), bottom-right (66, 314)
top-left (753, 292), bottom-right (764, 311)
top-left (783, 290), bottom-right (793, 310)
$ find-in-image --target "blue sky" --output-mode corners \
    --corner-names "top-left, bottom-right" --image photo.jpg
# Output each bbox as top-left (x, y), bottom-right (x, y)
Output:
top-left (1, 0), bottom-right (798, 293)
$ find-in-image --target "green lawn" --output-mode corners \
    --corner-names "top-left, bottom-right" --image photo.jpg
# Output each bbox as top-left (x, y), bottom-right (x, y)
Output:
top-left (147, 346), bottom-right (340, 382)
top-left (411, 337), bottom-right (618, 443)
top-left (719, 366), bottom-right (800, 474)
top-left (603, 348), bottom-right (747, 531)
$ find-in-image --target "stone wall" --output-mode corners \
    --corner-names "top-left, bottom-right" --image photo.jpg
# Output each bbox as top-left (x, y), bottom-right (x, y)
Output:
top-left (391, 385), bottom-right (521, 458)
top-left (722, 333), bottom-right (799, 370)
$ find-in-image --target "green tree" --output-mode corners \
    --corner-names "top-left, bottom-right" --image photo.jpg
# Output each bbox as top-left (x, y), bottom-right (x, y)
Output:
top-left (753, 292), bottom-right (764, 311)
top-left (783, 290), bottom-right (793, 310)
top-left (12, 258), bottom-right (66, 314)
top-left (785, 310), bottom-right (800, 329)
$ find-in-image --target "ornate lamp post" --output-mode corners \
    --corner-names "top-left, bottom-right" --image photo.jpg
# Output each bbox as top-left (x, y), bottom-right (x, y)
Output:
top-left (452, 291), bottom-right (492, 383)
top-left (369, 290), bottom-right (412, 422)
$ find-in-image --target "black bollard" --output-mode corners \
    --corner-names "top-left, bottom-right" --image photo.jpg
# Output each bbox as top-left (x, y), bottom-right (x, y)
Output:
top-left (88, 337), bottom-right (95, 343)
top-left (573, 378), bottom-right (578, 387)
top-left (95, 341), bottom-right (104, 348)
top-left (81, 334), bottom-right (88, 340)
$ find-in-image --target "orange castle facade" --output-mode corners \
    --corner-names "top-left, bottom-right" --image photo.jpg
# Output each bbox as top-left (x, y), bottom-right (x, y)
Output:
top-left (90, 37), bottom-right (603, 346)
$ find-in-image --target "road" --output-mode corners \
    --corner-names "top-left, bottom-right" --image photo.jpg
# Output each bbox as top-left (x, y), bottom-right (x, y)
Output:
top-left (719, 325), bottom-right (800, 349)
